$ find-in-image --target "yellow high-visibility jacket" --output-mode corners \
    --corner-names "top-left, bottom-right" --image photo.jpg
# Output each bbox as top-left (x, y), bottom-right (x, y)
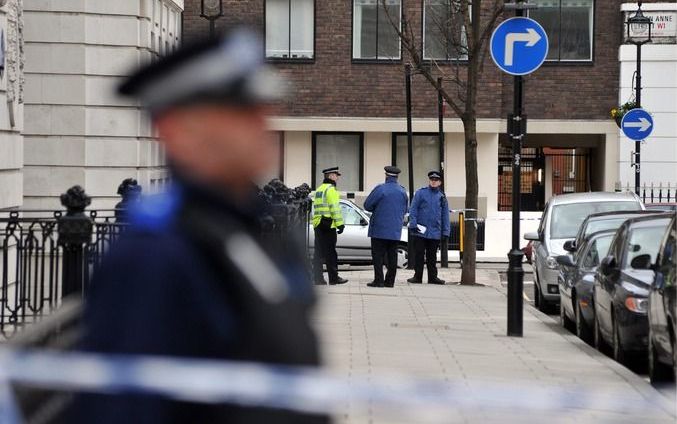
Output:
top-left (312, 183), bottom-right (344, 229)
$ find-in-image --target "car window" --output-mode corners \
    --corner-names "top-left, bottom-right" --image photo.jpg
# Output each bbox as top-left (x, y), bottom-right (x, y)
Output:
top-left (582, 235), bottom-right (613, 269)
top-left (624, 224), bottom-right (669, 268)
top-left (550, 201), bottom-right (641, 239)
top-left (585, 217), bottom-right (629, 237)
top-left (340, 203), bottom-right (364, 225)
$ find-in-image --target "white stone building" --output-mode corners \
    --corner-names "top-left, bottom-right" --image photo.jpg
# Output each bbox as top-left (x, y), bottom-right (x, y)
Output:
top-left (619, 2), bottom-right (677, 195)
top-left (0, 0), bottom-right (24, 210)
top-left (0, 0), bottom-right (184, 211)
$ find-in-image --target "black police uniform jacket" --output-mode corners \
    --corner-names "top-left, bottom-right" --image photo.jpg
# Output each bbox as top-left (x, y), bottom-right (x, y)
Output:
top-left (72, 179), bottom-right (328, 424)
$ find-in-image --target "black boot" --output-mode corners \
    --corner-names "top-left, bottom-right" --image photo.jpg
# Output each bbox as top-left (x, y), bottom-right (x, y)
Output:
top-left (329, 277), bottom-right (348, 285)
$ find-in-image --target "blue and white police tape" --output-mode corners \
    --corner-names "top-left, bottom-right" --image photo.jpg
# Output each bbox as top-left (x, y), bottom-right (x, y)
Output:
top-left (0, 348), bottom-right (672, 424)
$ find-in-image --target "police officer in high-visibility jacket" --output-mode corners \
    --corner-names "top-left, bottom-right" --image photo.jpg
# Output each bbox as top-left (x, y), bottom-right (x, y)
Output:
top-left (313, 166), bottom-right (348, 285)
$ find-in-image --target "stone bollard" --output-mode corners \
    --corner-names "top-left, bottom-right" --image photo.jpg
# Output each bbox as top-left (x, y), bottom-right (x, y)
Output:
top-left (58, 185), bottom-right (93, 298)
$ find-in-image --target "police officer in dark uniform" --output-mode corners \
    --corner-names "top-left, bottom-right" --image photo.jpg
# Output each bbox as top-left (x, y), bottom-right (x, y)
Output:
top-left (364, 166), bottom-right (408, 288)
top-left (114, 178), bottom-right (142, 223)
top-left (407, 171), bottom-right (450, 285)
top-left (72, 30), bottom-right (329, 424)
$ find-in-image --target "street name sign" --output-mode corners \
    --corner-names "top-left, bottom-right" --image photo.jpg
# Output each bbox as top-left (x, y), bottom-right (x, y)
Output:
top-left (490, 17), bottom-right (549, 76)
top-left (621, 108), bottom-right (654, 141)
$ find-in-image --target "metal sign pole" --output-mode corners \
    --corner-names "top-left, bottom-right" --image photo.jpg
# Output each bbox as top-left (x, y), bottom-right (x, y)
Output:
top-left (405, 64), bottom-right (416, 269)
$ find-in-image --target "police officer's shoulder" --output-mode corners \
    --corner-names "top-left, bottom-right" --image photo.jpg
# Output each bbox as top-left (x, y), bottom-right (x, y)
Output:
top-left (129, 188), bottom-right (182, 233)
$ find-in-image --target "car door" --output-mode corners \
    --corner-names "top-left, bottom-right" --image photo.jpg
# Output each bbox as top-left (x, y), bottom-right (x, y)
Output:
top-left (651, 219), bottom-right (676, 355)
top-left (596, 228), bottom-right (626, 337)
top-left (336, 201), bottom-right (370, 261)
top-left (533, 201), bottom-right (550, 286)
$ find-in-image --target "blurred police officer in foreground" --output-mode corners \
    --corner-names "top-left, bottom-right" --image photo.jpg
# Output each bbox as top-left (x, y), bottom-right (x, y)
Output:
top-left (312, 167), bottom-right (348, 285)
top-left (407, 171), bottom-right (450, 285)
top-left (72, 29), bottom-right (328, 424)
top-left (363, 166), bottom-right (408, 288)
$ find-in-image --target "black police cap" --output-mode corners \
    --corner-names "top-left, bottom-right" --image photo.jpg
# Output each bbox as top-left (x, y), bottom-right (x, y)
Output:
top-left (118, 28), bottom-right (285, 112)
top-left (322, 166), bottom-right (341, 176)
top-left (384, 166), bottom-right (401, 176)
top-left (428, 171), bottom-right (442, 179)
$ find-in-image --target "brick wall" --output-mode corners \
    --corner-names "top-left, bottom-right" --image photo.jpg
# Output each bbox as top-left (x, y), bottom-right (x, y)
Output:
top-left (182, 0), bottom-right (623, 120)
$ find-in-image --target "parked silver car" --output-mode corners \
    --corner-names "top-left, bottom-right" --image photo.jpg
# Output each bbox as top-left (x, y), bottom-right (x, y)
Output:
top-left (309, 199), bottom-right (409, 268)
top-left (524, 192), bottom-right (644, 312)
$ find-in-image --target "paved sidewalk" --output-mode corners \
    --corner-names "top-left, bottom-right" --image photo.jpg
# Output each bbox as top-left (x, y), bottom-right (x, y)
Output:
top-left (313, 266), bottom-right (676, 424)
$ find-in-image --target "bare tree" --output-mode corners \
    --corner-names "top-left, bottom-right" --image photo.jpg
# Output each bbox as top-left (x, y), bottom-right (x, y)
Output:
top-left (382, 0), bottom-right (504, 285)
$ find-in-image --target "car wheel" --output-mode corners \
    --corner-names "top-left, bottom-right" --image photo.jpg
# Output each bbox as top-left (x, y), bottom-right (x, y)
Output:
top-left (612, 313), bottom-right (627, 365)
top-left (560, 300), bottom-right (574, 332)
top-left (575, 300), bottom-right (592, 344)
top-left (536, 284), bottom-right (551, 314)
top-left (396, 245), bottom-right (408, 269)
top-left (649, 329), bottom-right (674, 383)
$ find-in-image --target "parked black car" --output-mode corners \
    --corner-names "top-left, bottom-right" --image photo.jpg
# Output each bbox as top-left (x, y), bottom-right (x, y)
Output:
top-left (648, 214), bottom-right (676, 383)
top-left (564, 210), bottom-right (657, 254)
top-left (593, 214), bottom-right (672, 365)
top-left (557, 230), bottom-right (616, 343)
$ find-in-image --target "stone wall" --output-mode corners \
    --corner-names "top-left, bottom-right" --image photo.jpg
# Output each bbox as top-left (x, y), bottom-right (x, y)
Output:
top-left (22, 0), bottom-right (183, 209)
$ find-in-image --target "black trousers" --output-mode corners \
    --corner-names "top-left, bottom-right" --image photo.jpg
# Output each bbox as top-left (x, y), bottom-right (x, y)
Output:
top-left (413, 236), bottom-right (439, 281)
top-left (313, 227), bottom-right (339, 282)
top-left (371, 238), bottom-right (398, 286)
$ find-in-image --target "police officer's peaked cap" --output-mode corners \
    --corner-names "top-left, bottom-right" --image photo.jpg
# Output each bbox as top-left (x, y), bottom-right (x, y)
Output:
top-left (322, 166), bottom-right (341, 176)
top-left (384, 166), bottom-right (401, 176)
top-left (428, 171), bottom-right (442, 179)
top-left (118, 28), bottom-right (285, 112)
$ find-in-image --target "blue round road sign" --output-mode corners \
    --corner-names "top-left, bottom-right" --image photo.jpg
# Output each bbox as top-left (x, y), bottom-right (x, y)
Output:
top-left (490, 17), bottom-right (549, 76)
top-left (621, 108), bottom-right (654, 141)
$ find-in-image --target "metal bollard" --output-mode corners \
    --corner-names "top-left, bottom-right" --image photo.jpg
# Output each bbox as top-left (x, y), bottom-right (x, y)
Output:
top-left (58, 186), bottom-right (93, 298)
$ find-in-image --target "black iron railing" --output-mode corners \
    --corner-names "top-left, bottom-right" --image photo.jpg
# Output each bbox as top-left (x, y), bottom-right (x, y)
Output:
top-left (616, 182), bottom-right (676, 204)
top-left (448, 220), bottom-right (486, 251)
top-left (1, 187), bottom-right (125, 338)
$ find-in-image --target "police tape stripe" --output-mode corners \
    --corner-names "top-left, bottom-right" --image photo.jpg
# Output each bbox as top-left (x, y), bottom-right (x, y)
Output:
top-left (0, 348), bottom-right (669, 423)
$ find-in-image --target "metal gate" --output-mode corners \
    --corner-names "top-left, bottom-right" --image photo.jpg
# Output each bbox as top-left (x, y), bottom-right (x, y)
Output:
top-left (498, 147), bottom-right (590, 212)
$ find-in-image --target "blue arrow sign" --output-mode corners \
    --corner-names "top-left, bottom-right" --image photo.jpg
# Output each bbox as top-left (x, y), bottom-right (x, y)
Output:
top-left (621, 108), bottom-right (654, 141)
top-left (490, 17), bottom-right (549, 76)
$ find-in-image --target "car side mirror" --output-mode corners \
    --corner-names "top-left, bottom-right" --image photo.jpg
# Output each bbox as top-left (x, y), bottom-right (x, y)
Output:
top-left (360, 218), bottom-right (368, 226)
top-left (599, 255), bottom-right (617, 275)
top-left (563, 240), bottom-right (576, 252)
top-left (630, 254), bottom-right (652, 270)
top-left (524, 232), bottom-right (540, 241)
top-left (555, 255), bottom-right (575, 268)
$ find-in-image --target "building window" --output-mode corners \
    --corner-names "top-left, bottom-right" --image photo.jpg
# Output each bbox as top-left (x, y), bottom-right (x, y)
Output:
top-left (423, 0), bottom-right (468, 61)
top-left (529, 0), bottom-right (594, 61)
top-left (312, 133), bottom-right (363, 192)
top-left (266, 0), bottom-right (314, 60)
top-left (393, 134), bottom-right (441, 194)
top-left (353, 0), bottom-right (401, 60)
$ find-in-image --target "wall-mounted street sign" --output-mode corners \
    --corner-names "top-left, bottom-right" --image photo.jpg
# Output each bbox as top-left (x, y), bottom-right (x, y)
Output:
top-left (621, 108), bottom-right (654, 141)
top-left (490, 17), bottom-right (549, 76)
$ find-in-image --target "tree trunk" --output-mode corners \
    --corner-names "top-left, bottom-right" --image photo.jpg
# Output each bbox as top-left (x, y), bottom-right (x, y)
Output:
top-left (461, 116), bottom-right (478, 285)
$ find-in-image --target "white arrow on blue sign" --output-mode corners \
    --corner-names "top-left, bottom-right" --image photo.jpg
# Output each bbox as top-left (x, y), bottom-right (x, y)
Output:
top-left (621, 108), bottom-right (654, 141)
top-left (490, 17), bottom-right (549, 76)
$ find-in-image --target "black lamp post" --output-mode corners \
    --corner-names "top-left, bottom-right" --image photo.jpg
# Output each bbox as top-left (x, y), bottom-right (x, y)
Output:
top-left (625, 1), bottom-right (652, 195)
top-left (201, 0), bottom-right (224, 39)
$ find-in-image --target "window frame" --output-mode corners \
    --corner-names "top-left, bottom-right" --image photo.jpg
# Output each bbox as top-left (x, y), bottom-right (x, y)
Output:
top-left (421, 0), bottom-right (470, 63)
top-left (351, 0), bottom-right (403, 63)
top-left (264, 0), bottom-right (316, 63)
top-left (528, 0), bottom-right (596, 64)
top-left (391, 132), bottom-right (443, 191)
top-left (311, 132), bottom-right (364, 191)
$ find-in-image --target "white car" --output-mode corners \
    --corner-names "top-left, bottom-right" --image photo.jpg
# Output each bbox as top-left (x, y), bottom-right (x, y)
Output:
top-left (309, 199), bottom-right (409, 268)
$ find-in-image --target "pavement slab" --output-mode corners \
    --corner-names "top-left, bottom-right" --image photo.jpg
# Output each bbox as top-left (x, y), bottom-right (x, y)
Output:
top-left (312, 266), bottom-right (677, 424)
